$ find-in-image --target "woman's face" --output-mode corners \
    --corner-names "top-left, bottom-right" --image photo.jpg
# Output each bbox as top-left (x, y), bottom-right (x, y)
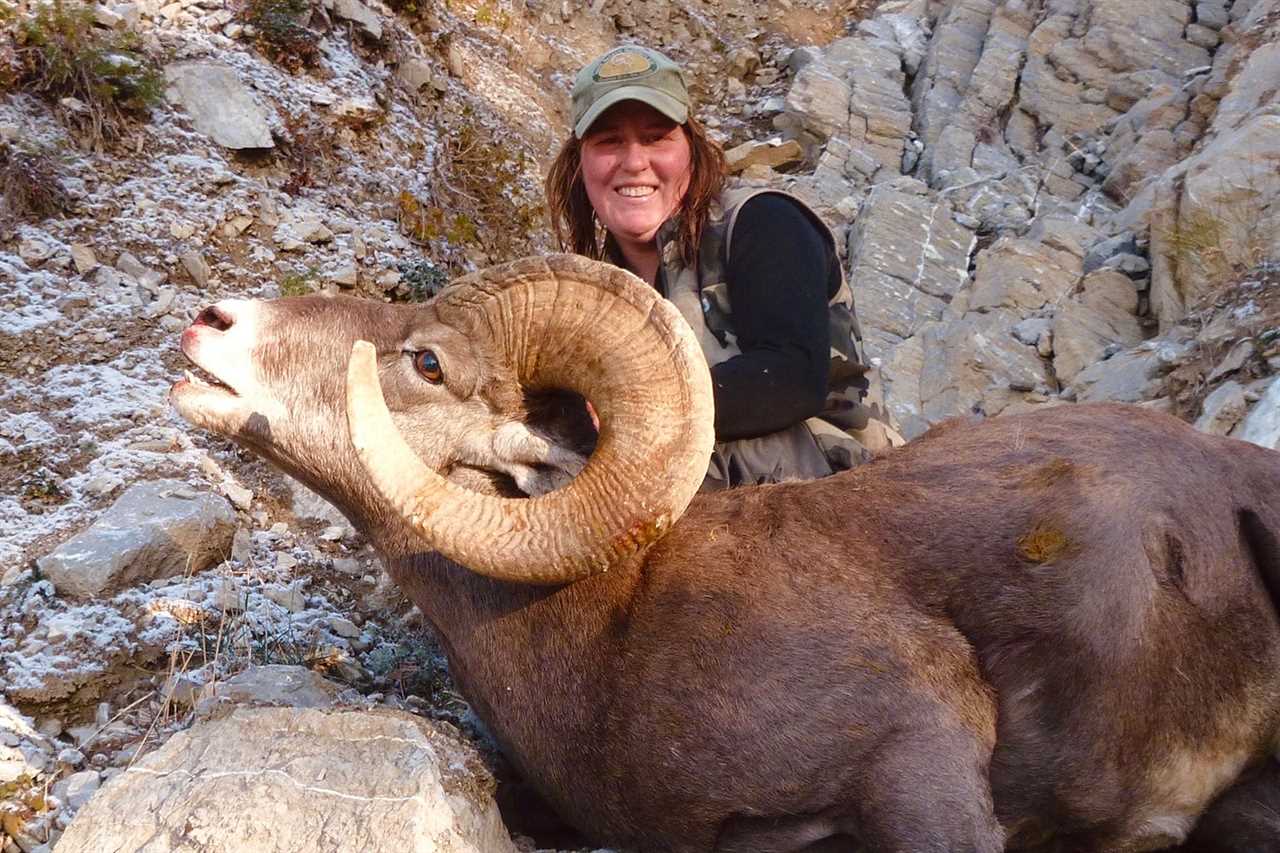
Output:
top-left (579, 101), bottom-right (693, 253)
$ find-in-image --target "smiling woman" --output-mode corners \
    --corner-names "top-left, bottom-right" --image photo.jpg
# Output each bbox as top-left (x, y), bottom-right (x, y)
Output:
top-left (545, 45), bottom-right (889, 490)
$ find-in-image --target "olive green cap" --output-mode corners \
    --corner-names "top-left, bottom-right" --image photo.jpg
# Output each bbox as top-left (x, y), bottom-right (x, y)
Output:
top-left (571, 45), bottom-right (690, 138)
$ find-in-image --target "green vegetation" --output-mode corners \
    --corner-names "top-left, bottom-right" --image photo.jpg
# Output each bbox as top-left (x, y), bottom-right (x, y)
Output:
top-left (393, 258), bottom-right (449, 302)
top-left (279, 267), bottom-right (317, 296)
top-left (5, 0), bottom-right (163, 144)
top-left (234, 0), bottom-right (321, 72)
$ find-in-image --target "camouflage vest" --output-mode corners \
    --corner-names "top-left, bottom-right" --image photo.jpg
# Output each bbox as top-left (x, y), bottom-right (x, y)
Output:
top-left (654, 187), bottom-right (879, 489)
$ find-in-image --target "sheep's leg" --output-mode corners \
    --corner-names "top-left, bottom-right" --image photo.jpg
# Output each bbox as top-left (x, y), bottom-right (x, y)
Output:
top-left (713, 725), bottom-right (1002, 853)
top-left (846, 726), bottom-right (1005, 853)
top-left (1171, 757), bottom-right (1280, 853)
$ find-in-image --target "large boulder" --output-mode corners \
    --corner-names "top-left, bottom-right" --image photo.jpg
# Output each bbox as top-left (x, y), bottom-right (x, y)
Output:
top-left (164, 62), bottom-right (274, 150)
top-left (36, 479), bottom-right (236, 599)
top-left (56, 707), bottom-right (519, 853)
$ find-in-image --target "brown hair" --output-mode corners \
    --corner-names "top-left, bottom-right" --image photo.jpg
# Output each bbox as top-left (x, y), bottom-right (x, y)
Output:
top-left (544, 114), bottom-right (726, 268)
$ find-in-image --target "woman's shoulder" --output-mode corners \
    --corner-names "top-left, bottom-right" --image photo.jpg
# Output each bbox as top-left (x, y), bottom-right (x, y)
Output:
top-left (726, 189), bottom-right (833, 257)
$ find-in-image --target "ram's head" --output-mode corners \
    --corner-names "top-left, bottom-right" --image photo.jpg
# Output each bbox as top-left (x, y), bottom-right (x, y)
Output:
top-left (172, 254), bottom-right (714, 583)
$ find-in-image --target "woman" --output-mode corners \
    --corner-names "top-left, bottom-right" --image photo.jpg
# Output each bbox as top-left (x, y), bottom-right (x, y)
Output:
top-left (546, 44), bottom-right (879, 489)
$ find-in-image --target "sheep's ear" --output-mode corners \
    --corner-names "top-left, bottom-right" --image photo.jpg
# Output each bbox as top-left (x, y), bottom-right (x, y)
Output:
top-left (488, 422), bottom-right (588, 497)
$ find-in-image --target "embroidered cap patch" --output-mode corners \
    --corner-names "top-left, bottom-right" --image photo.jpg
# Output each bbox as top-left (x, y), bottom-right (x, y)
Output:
top-left (595, 49), bottom-right (655, 81)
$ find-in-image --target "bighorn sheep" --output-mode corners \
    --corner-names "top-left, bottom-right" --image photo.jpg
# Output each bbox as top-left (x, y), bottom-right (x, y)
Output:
top-left (172, 254), bottom-right (1280, 852)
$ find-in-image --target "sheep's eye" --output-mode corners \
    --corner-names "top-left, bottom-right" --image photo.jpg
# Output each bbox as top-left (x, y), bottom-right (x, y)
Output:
top-left (413, 350), bottom-right (443, 383)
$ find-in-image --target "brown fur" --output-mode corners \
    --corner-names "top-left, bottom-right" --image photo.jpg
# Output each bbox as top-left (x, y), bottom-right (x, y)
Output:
top-left (176, 295), bottom-right (1280, 853)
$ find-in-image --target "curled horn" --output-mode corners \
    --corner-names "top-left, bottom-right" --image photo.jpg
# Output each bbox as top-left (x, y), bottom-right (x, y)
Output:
top-left (345, 254), bottom-right (715, 583)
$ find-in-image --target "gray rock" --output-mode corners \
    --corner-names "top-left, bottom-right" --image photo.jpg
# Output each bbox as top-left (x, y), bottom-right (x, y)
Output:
top-left (1083, 232), bottom-right (1138, 274)
top-left (397, 58), bottom-right (435, 91)
top-left (724, 139), bottom-right (804, 173)
top-left (1, 701), bottom-right (55, 784)
top-left (56, 770), bottom-right (101, 810)
top-left (1051, 270), bottom-right (1145, 383)
top-left (968, 237), bottom-right (1081, 314)
top-left (857, 12), bottom-right (930, 75)
top-left (1150, 115), bottom-right (1280, 330)
top-left (194, 665), bottom-right (345, 719)
top-left (69, 244), bottom-right (98, 275)
top-left (36, 480), bottom-right (236, 599)
top-left (327, 263), bottom-right (359, 288)
top-left (164, 62), bottom-right (274, 150)
top-left (1206, 339), bottom-right (1255, 383)
top-left (782, 60), bottom-right (851, 141)
top-left (1012, 317), bottom-right (1052, 347)
top-left (263, 583), bottom-right (307, 613)
top-left (847, 184), bottom-right (975, 342)
top-left (825, 36), bottom-right (912, 177)
top-left (180, 249), bottom-right (211, 288)
top-left (1195, 381), bottom-right (1248, 435)
top-left (1069, 348), bottom-right (1164, 403)
top-left (1101, 129), bottom-right (1182, 201)
top-left (1195, 0), bottom-right (1229, 29)
top-left (56, 707), bottom-right (518, 853)
top-left (914, 1), bottom-right (1030, 181)
top-left (331, 0), bottom-right (382, 38)
top-left (1102, 253), bottom-right (1152, 276)
top-left (115, 250), bottom-right (148, 279)
top-left (918, 308), bottom-right (1052, 422)
top-left (787, 45), bottom-right (823, 74)
top-left (1236, 376), bottom-right (1280, 450)
top-left (288, 477), bottom-right (351, 531)
top-left (1185, 23), bottom-right (1220, 48)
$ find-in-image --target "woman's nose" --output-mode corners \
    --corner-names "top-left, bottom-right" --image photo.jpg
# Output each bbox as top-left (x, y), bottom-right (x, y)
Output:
top-left (620, 141), bottom-right (648, 172)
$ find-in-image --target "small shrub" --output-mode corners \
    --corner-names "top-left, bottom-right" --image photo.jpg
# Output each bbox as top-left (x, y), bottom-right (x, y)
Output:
top-left (0, 141), bottom-right (71, 228)
top-left (279, 267), bottom-right (317, 296)
top-left (234, 0), bottom-right (321, 72)
top-left (7, 0), bottom-right (163, 144)
top-left (279, 113), bottom-right (337, 195)
top-left (397, 110), bottom-right (544, 272)
top-left (393, 258), bottom-right (449, 302)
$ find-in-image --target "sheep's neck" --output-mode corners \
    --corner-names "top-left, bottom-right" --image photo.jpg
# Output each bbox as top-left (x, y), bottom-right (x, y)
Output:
top-left (376, 525), bottom-right (638, 822)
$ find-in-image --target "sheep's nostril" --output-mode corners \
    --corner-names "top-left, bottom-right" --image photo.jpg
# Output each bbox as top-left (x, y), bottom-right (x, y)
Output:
top-left (195, 305), bottom-right (234, 332)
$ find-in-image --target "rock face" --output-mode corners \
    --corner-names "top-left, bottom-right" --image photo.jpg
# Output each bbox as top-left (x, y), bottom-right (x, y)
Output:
top-left (36, 479), bottom-right (236, 599)
top-left (55, 707), bottom-right (519, 853)
top-left (164, 62), bottom-right (274, 149)
top-left (776, 0), bottom-right (1280, 437)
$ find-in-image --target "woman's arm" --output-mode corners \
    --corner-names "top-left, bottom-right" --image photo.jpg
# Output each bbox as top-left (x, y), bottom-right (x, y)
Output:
top-left (712, 193), bottom-right (833, 441)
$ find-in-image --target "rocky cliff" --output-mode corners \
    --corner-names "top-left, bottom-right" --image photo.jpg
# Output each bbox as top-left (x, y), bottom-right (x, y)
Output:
top-left (1, 0), bottom-right (1277, 848)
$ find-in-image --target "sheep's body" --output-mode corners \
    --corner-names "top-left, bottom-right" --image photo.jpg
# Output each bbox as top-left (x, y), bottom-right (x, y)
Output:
top-left (170, 260), bottom-right (1280, 852)
top-left (386, 403), bottom-right (1280, 852)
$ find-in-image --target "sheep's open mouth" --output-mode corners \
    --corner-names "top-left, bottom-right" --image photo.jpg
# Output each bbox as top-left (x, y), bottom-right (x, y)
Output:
top-left (179, 364), bottom-right (237, 396)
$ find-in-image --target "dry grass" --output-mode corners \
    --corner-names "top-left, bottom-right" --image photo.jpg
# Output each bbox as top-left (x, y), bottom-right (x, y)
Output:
top-left (0, 141), bottom-right (71, 232)
top-left (397, 110), bottom-right (543, 272)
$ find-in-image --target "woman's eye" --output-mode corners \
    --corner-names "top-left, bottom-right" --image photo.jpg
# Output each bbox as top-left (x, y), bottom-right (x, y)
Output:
top-left (413, 350), bottom-right (443, 384)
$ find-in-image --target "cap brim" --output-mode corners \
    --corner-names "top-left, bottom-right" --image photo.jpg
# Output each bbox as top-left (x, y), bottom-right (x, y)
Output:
top-left (573, 86), bottom-right (689, 138)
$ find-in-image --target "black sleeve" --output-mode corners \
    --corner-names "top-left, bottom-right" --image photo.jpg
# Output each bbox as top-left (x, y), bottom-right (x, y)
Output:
top-left (711, 194), bottom-right (833, 441)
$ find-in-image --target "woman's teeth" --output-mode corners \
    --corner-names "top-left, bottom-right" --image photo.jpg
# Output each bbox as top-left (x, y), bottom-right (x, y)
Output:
top-left (618, 186), bottom-right (655, 197)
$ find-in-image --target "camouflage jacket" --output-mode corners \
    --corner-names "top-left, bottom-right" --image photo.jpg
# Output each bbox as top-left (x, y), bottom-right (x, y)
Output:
top-left (652, 187), bottom-right (876, 489)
